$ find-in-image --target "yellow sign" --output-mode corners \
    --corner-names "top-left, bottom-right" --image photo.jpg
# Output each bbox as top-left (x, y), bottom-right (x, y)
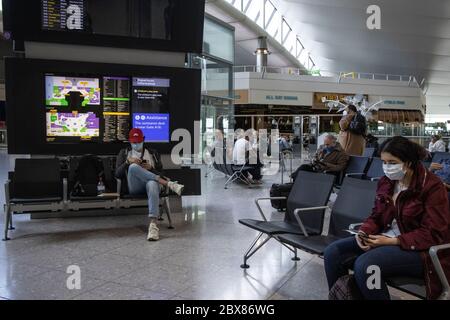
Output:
top-left (313, 93), bottom-right (368, 109)
top-left (103, 112), bottom-right (130, 116)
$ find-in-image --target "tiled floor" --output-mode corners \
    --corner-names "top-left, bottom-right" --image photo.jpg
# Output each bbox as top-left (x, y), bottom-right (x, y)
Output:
top-left (0, 150), bottom-right (413, 300)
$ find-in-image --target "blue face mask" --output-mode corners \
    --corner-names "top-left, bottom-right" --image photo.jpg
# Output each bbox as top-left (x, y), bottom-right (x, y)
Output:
top-left (323, 146), bottom-right (335, 154)
top-left (131, 142), bottom-right (144, 152)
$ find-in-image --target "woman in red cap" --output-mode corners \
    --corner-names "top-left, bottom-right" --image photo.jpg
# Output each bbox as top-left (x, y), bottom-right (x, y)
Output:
top-left (115, 128), bottom-right (184, 241)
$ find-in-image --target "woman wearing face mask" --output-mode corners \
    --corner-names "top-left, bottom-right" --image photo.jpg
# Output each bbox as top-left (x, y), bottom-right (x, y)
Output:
top-left (115, 128), bottom-right (184, 241)
top-left (324, 136), bottom-right (450, 299)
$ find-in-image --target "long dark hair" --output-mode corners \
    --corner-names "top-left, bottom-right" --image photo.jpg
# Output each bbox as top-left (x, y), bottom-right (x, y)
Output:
top-left (347, 105), bottom-right (358, 113)
top-left (379, 136), bottom-right (427, 170)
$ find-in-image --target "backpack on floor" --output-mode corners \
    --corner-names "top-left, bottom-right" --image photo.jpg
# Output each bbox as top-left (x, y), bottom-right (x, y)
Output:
top-left (71, 155), bottom-right (106, 197)
top-left (349, 112), bottom-right (367, 136)
top-left (328, 275), bottom-right (363, 300)
top-left (270, 183), bottom-right (293, 211)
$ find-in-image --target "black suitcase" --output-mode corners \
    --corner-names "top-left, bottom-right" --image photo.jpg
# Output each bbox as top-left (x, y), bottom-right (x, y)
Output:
top-left (270, 183), bottom-right (293, 211)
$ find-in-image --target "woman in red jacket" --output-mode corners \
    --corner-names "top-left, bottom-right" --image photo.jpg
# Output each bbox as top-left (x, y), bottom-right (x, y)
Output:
top-left (324, 136), bottom-right (450, 299)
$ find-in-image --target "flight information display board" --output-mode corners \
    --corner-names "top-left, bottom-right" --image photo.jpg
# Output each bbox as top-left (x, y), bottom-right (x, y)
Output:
top-left (2, 0), bottom-right (205, 53)
top-left (103, 76), bottom-right (131, 142)
top-left (42, 0), bottom-right (85, 31)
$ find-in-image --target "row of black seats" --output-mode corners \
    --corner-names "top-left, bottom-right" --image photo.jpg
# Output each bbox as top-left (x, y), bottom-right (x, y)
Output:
top-left (239, 170), bottom-right (450, 300)
top-left (333, 150), bottom-right (450, 187)
top-left (3, 158), bottom-right (174, 241)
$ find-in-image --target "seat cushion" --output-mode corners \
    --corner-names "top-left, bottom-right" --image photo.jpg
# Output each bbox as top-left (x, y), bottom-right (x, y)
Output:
top-left (70, 195), bottom-right (117, 201)
top-left (238, 219), bottom-right (321, 236)
top-left (278, 234), bottom-right (341, 255)
top-left (232, 165), bottom-right (252, 171)
top-left (121, 192), bottom-right (169, 200)
top-left (121, 194), bottom-right (148, 199)
top-left (386, 276), bottom-right (426, 299)
top-left (10, 197), bottom-right (62, 203)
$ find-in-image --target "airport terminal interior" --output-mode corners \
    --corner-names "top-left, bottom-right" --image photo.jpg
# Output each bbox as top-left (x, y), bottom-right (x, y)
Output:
top-left (0, 0), bottom-right (450, 301)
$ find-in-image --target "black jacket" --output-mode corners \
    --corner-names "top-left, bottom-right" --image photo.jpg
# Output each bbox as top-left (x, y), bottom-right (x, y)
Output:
top-left (115, 145), bottom-right (163, 180)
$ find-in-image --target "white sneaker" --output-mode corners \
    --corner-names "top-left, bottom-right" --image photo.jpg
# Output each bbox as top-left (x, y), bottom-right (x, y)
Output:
top-left (147, 222), bottom-right (160, 241)
top-left (168, 181), bottom-right (184, 196)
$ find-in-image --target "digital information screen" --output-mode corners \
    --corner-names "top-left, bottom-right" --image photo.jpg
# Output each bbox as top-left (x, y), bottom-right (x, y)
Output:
top-left (42, 0), bottom-right (85, 31)
top-left (132, 77), bottom-right (170, 113)
top-left (103, 76), bottom-right (130, 142)
top-left (46, 111), bottom-right (100, 139)
top-left (45, 75), bottom-right (101, 107)
top-left (132, 77), bottom-right (170, 143)
top-left (43, 74), bottom-right (172, 144)
top-left (132, 113), bottom-right (170, 143)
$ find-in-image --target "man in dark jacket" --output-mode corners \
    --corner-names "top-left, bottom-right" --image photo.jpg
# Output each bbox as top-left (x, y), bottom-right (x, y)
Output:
top-left (115, 128), bottom-right (184, 241)
top-left (291, 134), bottom-right (349, 181)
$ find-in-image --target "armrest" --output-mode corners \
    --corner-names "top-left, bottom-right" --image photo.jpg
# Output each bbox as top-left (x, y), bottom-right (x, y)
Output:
top-left (345, 173), bottom-right (365, 177)
top-left (4, 180), bottom-right (10, 204)
top-left (63, 178), bottom-right (68, 203)
top-left (348, 223), bottom-right (363, 234)
top-left (429, 244), bottom-right (450, 300)
top-left (255, 197), bottom-right (287, 222)
top-left (293, 206), bottom-right (329, 237)
top-left (116, 178), bottom-right (122, 198)
top-left (349, 223), bottom-right (363, 230)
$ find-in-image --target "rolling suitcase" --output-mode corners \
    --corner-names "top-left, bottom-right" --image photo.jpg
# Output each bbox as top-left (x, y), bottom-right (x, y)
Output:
top-left (270, 182), bottom-right (293, 211)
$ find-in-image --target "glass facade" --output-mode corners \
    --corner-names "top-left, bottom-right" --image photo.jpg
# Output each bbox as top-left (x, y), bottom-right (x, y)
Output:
top-left (194, 15), bottom-right (235, 158)
top-left (203, 17), bottom-right (234, 63)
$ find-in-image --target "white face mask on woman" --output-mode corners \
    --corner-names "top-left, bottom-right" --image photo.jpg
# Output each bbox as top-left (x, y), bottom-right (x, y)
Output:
top-left (383, 163), bottom-right (406, 181)
top-left (342, 110), bottom-right (348, 116)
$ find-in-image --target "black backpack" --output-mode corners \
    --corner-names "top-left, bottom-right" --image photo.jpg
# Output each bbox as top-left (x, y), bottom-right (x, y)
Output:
top-left (349, 112), bottom-right (367, 135)
top-left (71, 155), bottom-right (106, 197)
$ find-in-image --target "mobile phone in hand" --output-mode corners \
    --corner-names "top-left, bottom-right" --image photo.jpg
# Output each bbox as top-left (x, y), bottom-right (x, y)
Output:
top-left (358, 232), bottom-right (370, 240)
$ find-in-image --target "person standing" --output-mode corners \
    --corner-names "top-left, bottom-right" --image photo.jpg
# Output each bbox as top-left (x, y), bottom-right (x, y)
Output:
top-left (338, 105), bottom-right (366, 156)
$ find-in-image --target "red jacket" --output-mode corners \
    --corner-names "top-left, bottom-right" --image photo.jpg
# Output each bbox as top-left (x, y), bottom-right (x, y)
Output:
top-left (360, 164), bottom-right (450, 299)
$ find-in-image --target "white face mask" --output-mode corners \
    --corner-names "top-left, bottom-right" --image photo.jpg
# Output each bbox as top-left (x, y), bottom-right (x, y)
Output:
top-left (131, 142), bottom-right (144, 152)
top-left (383, 163), bottom-right (406, 181)
top-left (343, 110), bottom-right (348, 116)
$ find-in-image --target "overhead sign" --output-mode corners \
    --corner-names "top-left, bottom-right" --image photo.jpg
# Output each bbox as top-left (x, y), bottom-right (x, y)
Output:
top-left (266, 95), bottom-right (299, 101)
top-left (313, 93), bottom-right (368, 109)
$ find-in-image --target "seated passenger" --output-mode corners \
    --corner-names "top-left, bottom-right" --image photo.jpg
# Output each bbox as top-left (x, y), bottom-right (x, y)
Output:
top-left (430, 160), bottom-right (450, 198)
top-left (279, 135), bottom-right (292, 152)
top-left (428, 134), bottom-right (446, 153)
top-left (291, 134), bottom-right (349, 181)
top-left (115, 128), bottom-right (184, 241)
top-left (232, 129), bottom-right (263, 184)
top-left (324, 136), bottom-right (450, 300)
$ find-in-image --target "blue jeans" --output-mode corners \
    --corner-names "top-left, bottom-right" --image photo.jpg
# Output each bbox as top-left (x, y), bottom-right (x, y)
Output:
top-left (127, 164), bottom-right (161, 218)
top-left (324, 237), bottom-right (423, 300)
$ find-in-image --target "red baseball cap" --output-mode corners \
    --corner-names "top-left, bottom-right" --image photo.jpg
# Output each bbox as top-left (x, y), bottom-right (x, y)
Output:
top-left (129, 128), bottom-right (144, 143)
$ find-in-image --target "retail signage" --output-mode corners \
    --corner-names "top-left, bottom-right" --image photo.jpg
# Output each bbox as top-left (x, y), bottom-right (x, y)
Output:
top-left (248, 90), bottom-right (311, 106)
top-left (383, 100), bottom-right (406, 105)
top-left (313, 92), bottom-right (368, 109)
top-left (266, 95), bottom-right (299, 101)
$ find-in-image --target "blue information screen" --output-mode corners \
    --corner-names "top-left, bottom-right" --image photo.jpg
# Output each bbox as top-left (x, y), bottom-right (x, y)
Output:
top-left (132, 113), bottom-right (170, 143)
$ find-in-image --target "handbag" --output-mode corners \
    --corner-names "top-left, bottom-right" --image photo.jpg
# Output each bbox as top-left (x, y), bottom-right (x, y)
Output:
top-left (328, 275), bottom-right (363, 300)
